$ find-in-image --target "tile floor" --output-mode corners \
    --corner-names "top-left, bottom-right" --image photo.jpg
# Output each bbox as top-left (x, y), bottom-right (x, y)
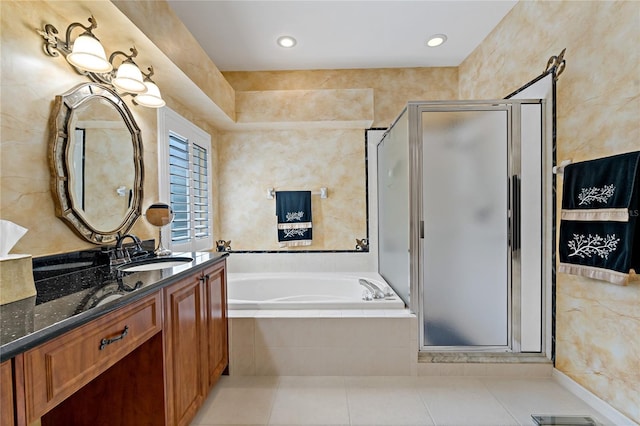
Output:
top-left (190, 375), bottom-right (617, 426)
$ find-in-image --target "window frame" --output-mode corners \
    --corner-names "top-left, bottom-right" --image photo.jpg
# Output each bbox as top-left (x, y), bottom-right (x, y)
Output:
top-left (157, 107), bottom-right (213, 252)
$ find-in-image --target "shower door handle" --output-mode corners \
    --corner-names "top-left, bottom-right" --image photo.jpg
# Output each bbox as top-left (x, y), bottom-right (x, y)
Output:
top-left (511, 175), bottom-right (521, 251)
top-left (420, 220), bottom-right (424, 239)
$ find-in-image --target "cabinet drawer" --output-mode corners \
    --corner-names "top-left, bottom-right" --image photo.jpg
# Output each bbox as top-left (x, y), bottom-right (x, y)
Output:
top-left (24, 292), bottom-right (162, 422)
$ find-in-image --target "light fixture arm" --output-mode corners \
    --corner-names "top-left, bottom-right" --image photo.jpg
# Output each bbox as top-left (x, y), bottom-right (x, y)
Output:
top-left (37, 16), bottom-right (99, 59)
top-left (64, 16), bottom-right (98, 50)
top-left (142, 65), bottom-right (155, 82)
top-left (109, 46), bottom-right (139, 67)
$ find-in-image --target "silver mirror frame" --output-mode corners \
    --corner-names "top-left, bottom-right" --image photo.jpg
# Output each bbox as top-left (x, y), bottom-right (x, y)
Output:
top-left (49, 82), bottom-right (144, 244)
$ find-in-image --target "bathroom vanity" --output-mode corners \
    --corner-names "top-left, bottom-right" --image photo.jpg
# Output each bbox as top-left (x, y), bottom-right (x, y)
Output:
top-left (0, 251), bottom-right (228, 426)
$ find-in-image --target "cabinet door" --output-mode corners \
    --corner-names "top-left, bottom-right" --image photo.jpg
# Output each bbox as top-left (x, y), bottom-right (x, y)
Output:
top-left (1, 360), bottom-right (14, 426)
top-left (164, 276), bottom-right (207, 426)
top-left (203, 261), bottom-right (228, 388)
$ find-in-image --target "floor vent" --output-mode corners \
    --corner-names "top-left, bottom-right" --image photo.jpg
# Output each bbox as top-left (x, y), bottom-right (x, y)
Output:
top-left (531, 415), bottom-right (597, 425)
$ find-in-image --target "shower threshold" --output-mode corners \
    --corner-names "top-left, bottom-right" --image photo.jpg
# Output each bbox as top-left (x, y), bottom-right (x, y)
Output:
top-left (419, 351), bottom-right (551, 364)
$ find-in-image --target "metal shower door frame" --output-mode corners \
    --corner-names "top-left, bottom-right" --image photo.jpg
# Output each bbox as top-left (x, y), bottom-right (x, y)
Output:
top-left (409, 99), bottom-right (543, 353)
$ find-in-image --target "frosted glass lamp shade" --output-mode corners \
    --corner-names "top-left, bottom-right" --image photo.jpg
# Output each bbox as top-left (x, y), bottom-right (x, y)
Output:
top-left (135, 81), bottom-right (165, 108)
top-left (112, 61), bottom-right (147, 93)
top-left (66, 34), bottom-right (112, 73)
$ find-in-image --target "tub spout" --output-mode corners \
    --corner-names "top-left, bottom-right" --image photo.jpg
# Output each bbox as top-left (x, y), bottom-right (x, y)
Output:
top-left (359, 279), bottom-right (385, 299)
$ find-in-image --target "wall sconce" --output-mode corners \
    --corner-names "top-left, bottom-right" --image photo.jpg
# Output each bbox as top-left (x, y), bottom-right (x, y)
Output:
top-left (37, 16), bottom-right (165, 108)
top-left (135, 66), bottom-right (166, 108)
top-left (110, 47), bottom-right (146, 94)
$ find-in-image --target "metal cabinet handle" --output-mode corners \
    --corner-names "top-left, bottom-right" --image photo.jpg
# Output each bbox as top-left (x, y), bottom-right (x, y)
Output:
top-left (99, 325), bottom-right (129, 350)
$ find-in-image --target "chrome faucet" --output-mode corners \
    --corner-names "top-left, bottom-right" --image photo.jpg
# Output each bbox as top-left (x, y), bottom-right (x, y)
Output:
top-left (359, 279), bottom-right (385, 300)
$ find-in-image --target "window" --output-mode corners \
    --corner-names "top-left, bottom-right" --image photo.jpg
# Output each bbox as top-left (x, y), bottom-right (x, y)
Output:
top-left (158, 107), bottom-right (213, 252)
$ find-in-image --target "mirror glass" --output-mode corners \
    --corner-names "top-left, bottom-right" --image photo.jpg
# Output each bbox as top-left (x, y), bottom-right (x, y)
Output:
top-left (50, 83), bottom-right (144, 244)
top-left (68, 97), bottom-right (135, 231)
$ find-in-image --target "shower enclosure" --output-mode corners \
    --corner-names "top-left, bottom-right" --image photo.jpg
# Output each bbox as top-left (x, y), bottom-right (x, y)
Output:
top-left (378, 93), bottom-right (552, 354)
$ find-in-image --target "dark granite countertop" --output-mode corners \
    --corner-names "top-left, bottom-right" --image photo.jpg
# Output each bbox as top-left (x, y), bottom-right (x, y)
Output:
top-left (0, 251), bottom-right (228, 362)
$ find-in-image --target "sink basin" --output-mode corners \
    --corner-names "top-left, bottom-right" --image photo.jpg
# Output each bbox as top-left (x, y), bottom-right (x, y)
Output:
top-left (117, 256), bottom-right (193, 272)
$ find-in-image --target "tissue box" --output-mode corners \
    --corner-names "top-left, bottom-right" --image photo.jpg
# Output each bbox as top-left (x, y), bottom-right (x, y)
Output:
top-left (0, 254), bottom-right (36, 305)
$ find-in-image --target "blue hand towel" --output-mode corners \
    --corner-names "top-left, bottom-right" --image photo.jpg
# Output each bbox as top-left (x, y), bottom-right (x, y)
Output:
top-left (276, 191), bottom-right (312, 247)
top-left (559, 151), bottom-right (640, 285)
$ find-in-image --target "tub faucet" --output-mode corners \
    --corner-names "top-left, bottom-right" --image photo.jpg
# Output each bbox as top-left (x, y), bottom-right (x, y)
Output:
top-left (359, 279), bottom-right (385, 299)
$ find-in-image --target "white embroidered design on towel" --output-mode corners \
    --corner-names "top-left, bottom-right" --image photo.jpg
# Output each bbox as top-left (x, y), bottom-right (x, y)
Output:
top-left (578, 184), bottom-right (615, 206)
top-left (568, 233), bottom-right (620, 259)
top-left (284, 228), bottom-right (308, 238)
top-left (286, 211), bottom-right (304, 222)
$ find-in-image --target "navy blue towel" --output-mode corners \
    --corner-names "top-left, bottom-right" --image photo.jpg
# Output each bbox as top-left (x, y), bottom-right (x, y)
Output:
top-left (276, 191), bottom-right (312, 247)
top-left (559, 151), bottom-right (640, 285)
top-left (561, 151), bottom-right (639, 221)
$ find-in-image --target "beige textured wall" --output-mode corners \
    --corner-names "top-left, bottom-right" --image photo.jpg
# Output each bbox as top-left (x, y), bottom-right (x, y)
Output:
top-left (0, 0), bottom-right (219, 256)
top-left (224, 67), bottom-right (458, 127)
top-left (459, 1), bottom-right (640, 421)
top-left (218, 128), bottom-right (366, 250)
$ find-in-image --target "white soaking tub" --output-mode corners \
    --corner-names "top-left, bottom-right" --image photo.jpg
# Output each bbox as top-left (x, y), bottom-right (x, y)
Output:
top-left (226, 272), bottom-right (405, 310)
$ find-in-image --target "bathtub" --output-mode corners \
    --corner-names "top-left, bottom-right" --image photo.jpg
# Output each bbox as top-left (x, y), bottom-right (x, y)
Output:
top-left (226, 272), bottom-right (415, 375)
top-left (226, 272), bottom-right (405, 310)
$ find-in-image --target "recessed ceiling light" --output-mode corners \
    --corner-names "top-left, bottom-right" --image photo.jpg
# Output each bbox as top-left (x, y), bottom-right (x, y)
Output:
top-left (277, 35), bottom-right (297, 48)
top-left (426, 34), bottom-right (447, 47)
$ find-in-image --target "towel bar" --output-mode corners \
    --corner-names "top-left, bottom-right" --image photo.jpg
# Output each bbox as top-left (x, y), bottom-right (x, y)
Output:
top-left (267, 188), bottom-right (328, 199)
top-left (553, 159), bottom-right (572, 175)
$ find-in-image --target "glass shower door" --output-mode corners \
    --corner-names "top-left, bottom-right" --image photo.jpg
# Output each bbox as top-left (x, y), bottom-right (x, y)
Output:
top-left (377, 109), bottom-right (410, 305)
top-left (421, 107), bottom-right (511, 349)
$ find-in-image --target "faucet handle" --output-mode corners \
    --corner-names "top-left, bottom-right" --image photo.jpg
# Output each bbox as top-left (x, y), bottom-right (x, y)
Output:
top-left (108, 248), bottom-right (130, 266)
top-left (362, 289), bottom-right (373, 301)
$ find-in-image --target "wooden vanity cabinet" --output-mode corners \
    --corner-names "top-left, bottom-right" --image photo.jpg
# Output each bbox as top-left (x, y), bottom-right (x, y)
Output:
top-left (163, 261), bottom-right (229, 426)
top-left (23, 292), bottom-right (162, 423)
top-left (1, 359), bottom-right (15, 426)
top-left (3, 258), bottom-right (227, 426)
top-left (163, 272), bottom-right (208, 426)
top-left (203, 262), bottom-right (228, 388)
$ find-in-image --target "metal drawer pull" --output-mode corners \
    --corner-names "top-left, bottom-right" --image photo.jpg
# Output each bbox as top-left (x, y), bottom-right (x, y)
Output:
top-left (99, 326), bottom-right (129, 350)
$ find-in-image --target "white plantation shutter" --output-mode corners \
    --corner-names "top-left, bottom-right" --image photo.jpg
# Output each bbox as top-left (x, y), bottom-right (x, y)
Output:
top-left (168, 134), bottom-right (191, 243)
top-left (192, 143), bottom-right (210, 239)
top-left (159, 108), bottom-right (213, 252)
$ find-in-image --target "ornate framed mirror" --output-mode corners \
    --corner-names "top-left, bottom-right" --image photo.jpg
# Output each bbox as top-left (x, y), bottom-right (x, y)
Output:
top-left (49, 82), bottom-right (144, 244)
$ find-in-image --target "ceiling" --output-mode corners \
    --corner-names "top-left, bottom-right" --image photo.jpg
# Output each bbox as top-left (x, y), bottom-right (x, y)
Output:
top-left (166, 1), bottom-right (518, 72)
